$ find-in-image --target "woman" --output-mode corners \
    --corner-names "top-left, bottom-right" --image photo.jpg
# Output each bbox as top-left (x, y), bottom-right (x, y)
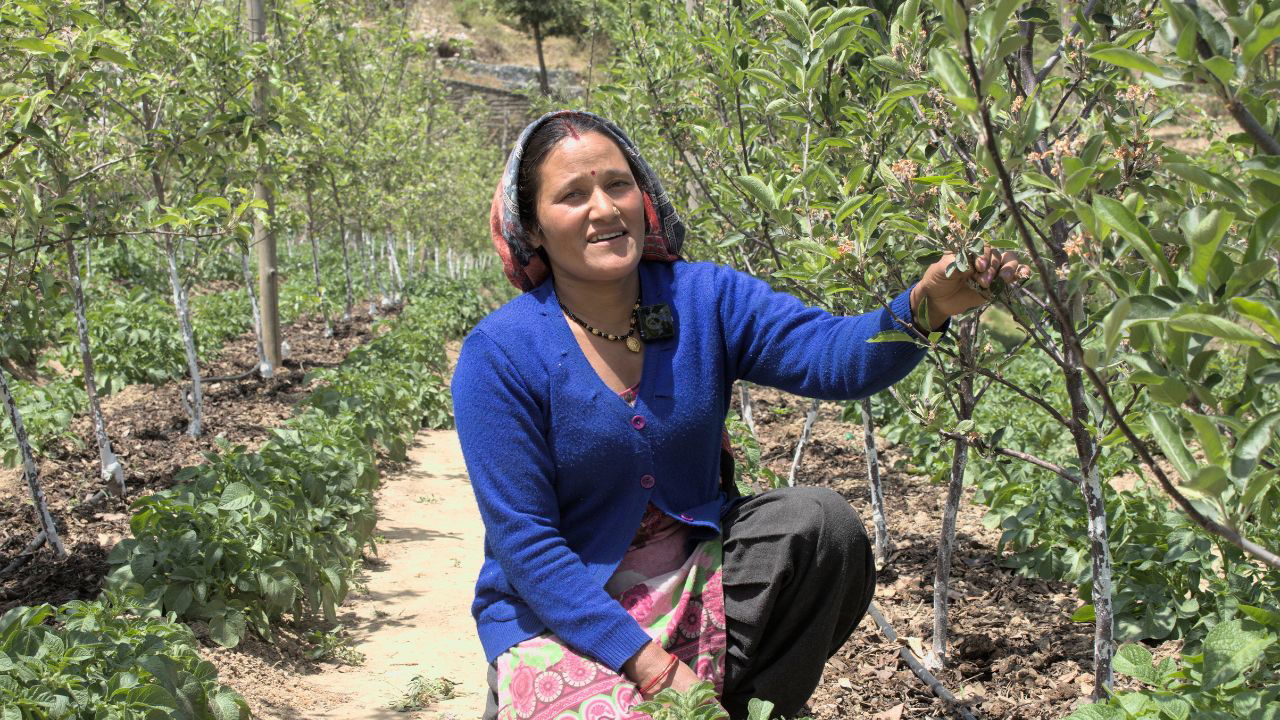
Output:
top-left (452, 110), bottom-right (1027, 720)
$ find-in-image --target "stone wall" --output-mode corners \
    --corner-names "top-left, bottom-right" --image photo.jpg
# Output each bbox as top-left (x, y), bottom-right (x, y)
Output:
top-left (441, 59), bottom-right (584, 148)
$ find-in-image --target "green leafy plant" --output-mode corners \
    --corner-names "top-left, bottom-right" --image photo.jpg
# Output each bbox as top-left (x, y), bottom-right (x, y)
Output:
top-left (633, 682), bottom-right (807, 720)
top-left (0, 591), bottom-right (250, 720)
top-left (1068, 607), bottom-right (1280, 719)
top-left (304, 626), bottom-right (366, 666)
top-left (105, 278), bottom-right (489, 647)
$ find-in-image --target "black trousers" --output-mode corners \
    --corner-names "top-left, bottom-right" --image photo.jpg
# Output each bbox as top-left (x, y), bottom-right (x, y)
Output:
top-left (484, 487), bottom-right (876, 719)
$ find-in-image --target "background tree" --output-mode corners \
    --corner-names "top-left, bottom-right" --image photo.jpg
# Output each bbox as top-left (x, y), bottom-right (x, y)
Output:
top-left (494, 0), bottom-right (587, 94)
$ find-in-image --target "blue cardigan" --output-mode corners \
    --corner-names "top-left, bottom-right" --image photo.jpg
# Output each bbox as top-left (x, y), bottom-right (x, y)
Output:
top-left (450, 260), bottom-right (928, 672)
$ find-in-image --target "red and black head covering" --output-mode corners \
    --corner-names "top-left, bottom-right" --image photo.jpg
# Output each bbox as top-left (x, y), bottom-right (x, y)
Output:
top-left (490, 110), bottom-right (685, 292)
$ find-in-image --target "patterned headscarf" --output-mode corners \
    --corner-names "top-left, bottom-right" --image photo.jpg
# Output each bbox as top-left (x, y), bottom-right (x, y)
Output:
top-left (490, 110), bottom-right (685, 291)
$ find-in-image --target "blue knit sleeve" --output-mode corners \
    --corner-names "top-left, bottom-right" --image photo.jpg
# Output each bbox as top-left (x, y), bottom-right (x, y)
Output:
top-left (450, 329), bottom-right (653, 671)
top-left (715, 265), bottom-right (930, 399)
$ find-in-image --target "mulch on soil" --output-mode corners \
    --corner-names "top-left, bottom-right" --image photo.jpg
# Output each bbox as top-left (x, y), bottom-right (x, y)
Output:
top-left (0, 311), bottom-right (392, 614)
top-left (740, 386), bottom-right (1097, 720)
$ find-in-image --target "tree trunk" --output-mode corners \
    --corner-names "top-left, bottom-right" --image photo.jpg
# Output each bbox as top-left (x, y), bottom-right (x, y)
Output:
top-left (533, 20), bottom-right (550, 95)
top-left (860, 397), bottom-right (890, 564)
top-left (64, 239), bottom-right (125, 495)
top-left (406, 235), bottom-right (416, 281)
top-left (305, 185), bottom-right (332, 337)
top-left (359, 221), bottom-right (377, 317)
top-left (340, 228), bottom-right (355, 321)
top-left (240, 248), bottom-right (272, 377)
top-left (0, 365), bottom-right (66, 558)
top-left (739, 383), bottom-right (756, 438)
top-left (929, 316), bottom-right (978, 670)
top-left (327, 170), bottom-right (355, 321)
top-left (1064, 360), bottom-right (1115, 698)
top-left (386, 232), bottom-right (403, 301)
top-left (249, 0), bottom-right (281, 369)
top-left (163, 236), bottom-right (203, 437)
top-left (787, 397), bottom-right (820, 487)
top-left (434, 245), bottom-right (439, 274)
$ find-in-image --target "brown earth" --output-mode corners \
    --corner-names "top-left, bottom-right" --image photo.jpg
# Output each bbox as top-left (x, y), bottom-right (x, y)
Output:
top-left (0, 311), bottom-right (390, 613)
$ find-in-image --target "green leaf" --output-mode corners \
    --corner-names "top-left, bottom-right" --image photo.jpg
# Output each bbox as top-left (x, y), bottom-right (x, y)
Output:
top-left (210, 690), bottom-right (247, 720)
top-left (1230, 410), bottom-right (1280, 481)
top-left (1113, 643), bottom-right (1160, 685)
top-left (1088, 46), bottom-right (1164, 74)
top-left (868, 330), bottom-right (922, 344)
top-left (1093, 196), bottom-right (1173, 283)
top-left (1071, 604), bottom-right (1096, 622)
top-left (1149, 413), bottom-right (1197, 484)
top-left (1168, 313), bottom-right (1267, 347)
top-left (209, 608), bottom-right (247, 648)
top-left (1179, 410), bottom-right (1226, 468)
top-left (92, 46), bottom-right (135, 69)
top-left (1164, 163), bottom-right (1246, 203)
top-left (737, 175), bottom-right (778, 211)
top-left (218, 482), bottom-right (255, 511)
top-left (1201, 619), bottom-right (1274, 689)
top-left (10, 37), bottom-right (56, 54)
top-left (1201, 56), bottom-right (1235, 86)
top-left (928, 48), bottom-right (977, 112)
top-left (746, 697), bottom-right (776, 720)
top-left (876, 82), bottom-right (928, 115)
top-left (1065, 702), bottom-right (1125, 720)
top-left (1242, 10), bottom-right (1280, 65)
top-left (1232, 298), bottom-right (1280, 343)
top-left (1238, 604), bottom-right (1280, 629)
top-left (1103, 297), bottom-right (1130, 361)
top-left (1179, 207), bottom-right (1233, 287)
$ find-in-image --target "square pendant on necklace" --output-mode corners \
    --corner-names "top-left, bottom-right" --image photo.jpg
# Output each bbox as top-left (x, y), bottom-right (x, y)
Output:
top-left (637, 304), bottom-right (675, 342)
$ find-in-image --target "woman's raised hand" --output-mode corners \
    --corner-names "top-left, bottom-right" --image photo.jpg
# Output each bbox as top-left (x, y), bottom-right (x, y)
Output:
top-left (908, 248), bottom-right (1031, 331)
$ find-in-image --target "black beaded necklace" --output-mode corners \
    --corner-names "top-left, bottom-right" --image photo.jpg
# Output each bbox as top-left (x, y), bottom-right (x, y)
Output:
top-left (559, 297), bottom-right (643, 352)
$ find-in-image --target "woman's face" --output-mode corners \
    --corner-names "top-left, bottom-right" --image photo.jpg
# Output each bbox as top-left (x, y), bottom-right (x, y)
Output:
top-left (530, 131), bottom-right (647, 287)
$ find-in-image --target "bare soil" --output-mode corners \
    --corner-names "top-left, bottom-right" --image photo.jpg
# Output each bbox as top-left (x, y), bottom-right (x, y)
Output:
top-left (0, 312), bottom-right (388, 612)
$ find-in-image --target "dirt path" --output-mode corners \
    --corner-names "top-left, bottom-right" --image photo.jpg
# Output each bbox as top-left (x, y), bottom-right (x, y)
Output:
top-left (285, 430), bottom-right (488, 719)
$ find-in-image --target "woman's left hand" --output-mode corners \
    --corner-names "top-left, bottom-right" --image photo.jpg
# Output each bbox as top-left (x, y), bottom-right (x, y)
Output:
top-left (909, 248), bottom-right (1031, 331)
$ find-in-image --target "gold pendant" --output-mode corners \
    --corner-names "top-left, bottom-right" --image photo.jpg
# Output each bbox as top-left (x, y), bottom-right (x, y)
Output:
top-left (626, 335), bottom-right (642, 353)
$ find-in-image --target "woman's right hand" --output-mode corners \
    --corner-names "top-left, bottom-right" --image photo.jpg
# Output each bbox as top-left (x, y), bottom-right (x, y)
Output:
top-left (623, 642), bottom-right (703, 698)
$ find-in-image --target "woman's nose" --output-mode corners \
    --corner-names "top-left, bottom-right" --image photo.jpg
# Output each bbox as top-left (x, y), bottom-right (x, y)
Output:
top-left (587, 186), bottom-right (615, 220)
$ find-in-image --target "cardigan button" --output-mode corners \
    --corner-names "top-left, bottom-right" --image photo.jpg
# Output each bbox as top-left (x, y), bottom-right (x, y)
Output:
top-left (630, 414), bottom-right (646, 430)
top-left (639, 474), bottom-right (656, 489)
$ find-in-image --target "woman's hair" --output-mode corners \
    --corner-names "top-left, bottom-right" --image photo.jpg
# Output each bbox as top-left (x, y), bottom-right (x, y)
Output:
top-left (516, 113), bottom-right (644, 239)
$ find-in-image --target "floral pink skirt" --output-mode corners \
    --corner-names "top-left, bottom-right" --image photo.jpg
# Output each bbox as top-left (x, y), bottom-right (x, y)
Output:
top-left (492, 504), bottom-right (727, 720)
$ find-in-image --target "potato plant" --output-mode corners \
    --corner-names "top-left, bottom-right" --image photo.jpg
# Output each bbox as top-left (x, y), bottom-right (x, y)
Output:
top-left (0, 592), bottom-right (250, 720)
top-left (105, 277), bottom-right (490, 647)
